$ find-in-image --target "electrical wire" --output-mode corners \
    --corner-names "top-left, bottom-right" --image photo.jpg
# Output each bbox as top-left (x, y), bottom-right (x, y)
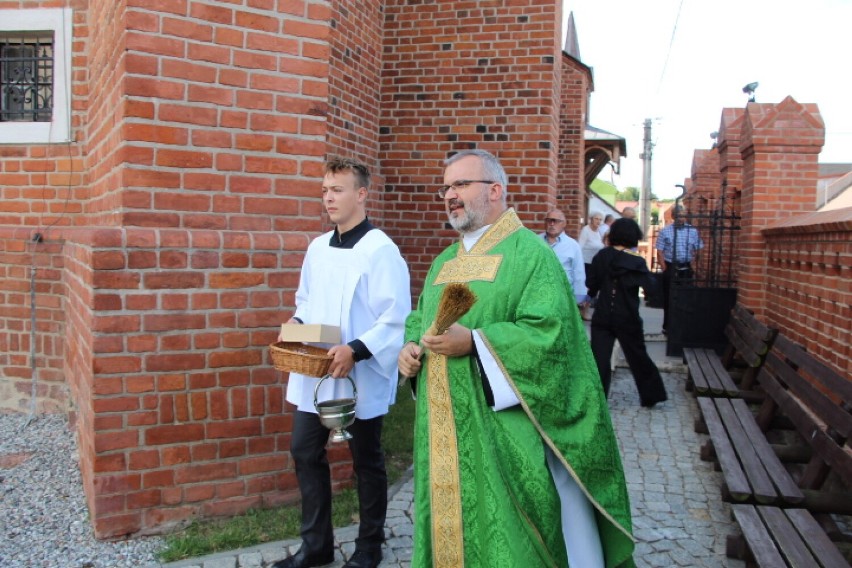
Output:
top-left (655, 0), bottom-right (685, 99)
top-left (26, 3), bottom-right (74, 425)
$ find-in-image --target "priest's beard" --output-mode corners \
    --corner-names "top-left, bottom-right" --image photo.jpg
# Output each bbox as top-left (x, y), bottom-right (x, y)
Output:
top-left (447, 191), bottom-right (489, 233)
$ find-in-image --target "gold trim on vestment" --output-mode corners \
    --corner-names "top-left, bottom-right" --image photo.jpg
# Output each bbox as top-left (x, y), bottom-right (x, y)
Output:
top-left (434, 255), bottom-right (502, 284)
top-left (478, 333), bottom-right (636, 543)
top-left (427, 353), bottom-right (465, 567)
top-left (468, 208), bottom-right (523, 255)
top-left (434, 208), bottom-right (522, 284)
top-left (426, 208), bottom-right (528, 565)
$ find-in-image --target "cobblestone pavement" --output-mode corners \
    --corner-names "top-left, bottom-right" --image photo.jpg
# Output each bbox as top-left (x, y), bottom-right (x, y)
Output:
top-left (608, 366), bottom-right (745, 568)
top-left (151, 353), bottom-right (746, 568)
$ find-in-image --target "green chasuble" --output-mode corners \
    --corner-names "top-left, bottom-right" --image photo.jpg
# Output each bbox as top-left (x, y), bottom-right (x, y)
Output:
top-left (405, 209), bottom-right (635, 568)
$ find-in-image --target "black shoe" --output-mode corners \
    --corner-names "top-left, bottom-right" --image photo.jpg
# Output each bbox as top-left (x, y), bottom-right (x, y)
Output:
top-left (641, 396), bottom-right (667, 409)
top-left (272, 546), bottom-right (335, 568)
top-left (343, 548), bottom-right (382, 568)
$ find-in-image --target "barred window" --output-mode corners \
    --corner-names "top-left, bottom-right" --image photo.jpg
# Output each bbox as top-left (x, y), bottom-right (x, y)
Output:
top-left (1, 34), bottom-right (54, 122)
top-left (0, 8), bottom-right (71, 144)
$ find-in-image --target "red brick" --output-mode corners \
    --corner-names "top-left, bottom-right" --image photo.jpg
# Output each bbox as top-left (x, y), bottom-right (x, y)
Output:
top-left (145, 424), bottom-right (205, 446)
top-left (175, 462), bottom-right (237, 484)
top-left (144, 272), bottom-right (205, 289)
top-left (146, 353), bottom-right (205, 372)
top-left (210, 273), bottom-right (264, 288)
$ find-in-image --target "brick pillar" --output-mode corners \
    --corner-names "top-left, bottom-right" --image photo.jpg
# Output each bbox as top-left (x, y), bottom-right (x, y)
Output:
top-left (715, 108), bottom-right (746, 286)
top-left (557, 56), bottom-right (591, 238)
top-left (737, 96), bottom-right (824, 317)
top-left (688, 149), bottom-right (722, 202)
top-left (718, 107), bottom-right (745, 217)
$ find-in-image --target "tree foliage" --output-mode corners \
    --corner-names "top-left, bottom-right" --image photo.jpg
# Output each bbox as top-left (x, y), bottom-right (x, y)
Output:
top-left (616, 186), bottom-right (657, 201)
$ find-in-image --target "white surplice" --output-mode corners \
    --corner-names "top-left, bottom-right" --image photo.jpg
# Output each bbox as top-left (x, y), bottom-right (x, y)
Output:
top-left (287, 228), bottom-right (411, 420)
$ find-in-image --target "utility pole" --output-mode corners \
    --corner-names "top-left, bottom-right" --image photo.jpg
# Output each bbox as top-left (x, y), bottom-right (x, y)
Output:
top-left (639, 118), bottom-right (653, 236)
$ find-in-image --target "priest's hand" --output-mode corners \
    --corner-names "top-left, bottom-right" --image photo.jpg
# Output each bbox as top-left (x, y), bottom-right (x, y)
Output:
top-left (421, 323), bottom-right (473, 358)
top-left (398, 342), bottom-right (422, 378)
top-left (327, 344), bottom-right (355, 378)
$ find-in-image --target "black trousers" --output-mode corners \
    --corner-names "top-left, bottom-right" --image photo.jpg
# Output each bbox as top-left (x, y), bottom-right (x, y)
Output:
top-left (291, 410), bottom-right (387, 555)
top-left (591, 321), bottom-right (668, 406)
top-left (662, 263), bottom-right (693, 332)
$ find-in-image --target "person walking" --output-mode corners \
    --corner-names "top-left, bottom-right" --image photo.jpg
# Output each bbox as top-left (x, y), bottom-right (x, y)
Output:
top-left (274, 157), bottom-right (411, 568)
top-left (398, 150), bottom-right (634, 568)
top-left (579, 211), bottom-right (606, 274)
top-left (540, 208), bottom-right (588, 311)
top-left (587, 218), bottom-right (668, 407)
top-left (655, 205), bottom-right (703, 335)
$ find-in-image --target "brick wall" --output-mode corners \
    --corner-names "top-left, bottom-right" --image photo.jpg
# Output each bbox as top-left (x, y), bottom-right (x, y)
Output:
top-left (325, 0), bottom-right (387, 224)
top-left (379, 0), bottom-right (563, 293)
top-left (762, 210), bottom-right (852, 377)
top-left (0, 0), bottom-right (339, 538)
top-left (735, 97), bottom-right (824, 318)
top-left (115, 0), bottom-right (330, 230)
top-left (57, 226), bottom-right (337, 538)
top-left (557, 55), bottom-right (591, 238)
top-left (0, 231), bottom-right (66, 413)
top-left (689, 96), bottom-right (849, 381)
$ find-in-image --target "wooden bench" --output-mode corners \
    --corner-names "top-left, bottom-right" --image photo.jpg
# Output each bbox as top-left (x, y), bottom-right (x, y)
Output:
top-left (727, 505), bottom-right (849, 567)
top-left (699, 333), bottom-right (852, 565)
top-left (685, 304), bottom-right (777, 398)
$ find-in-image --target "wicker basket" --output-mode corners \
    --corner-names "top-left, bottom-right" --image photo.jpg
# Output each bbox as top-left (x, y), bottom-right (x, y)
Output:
top-left (269, 342), bottom-right (333, 378)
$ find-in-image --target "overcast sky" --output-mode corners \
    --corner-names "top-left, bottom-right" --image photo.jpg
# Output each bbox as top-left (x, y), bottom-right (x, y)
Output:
top-left (563, 0), bottom-right (852, 199)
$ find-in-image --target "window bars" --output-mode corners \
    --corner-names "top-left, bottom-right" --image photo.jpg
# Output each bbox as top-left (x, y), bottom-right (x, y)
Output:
top-left (1, 34), bottom-right (54, 122)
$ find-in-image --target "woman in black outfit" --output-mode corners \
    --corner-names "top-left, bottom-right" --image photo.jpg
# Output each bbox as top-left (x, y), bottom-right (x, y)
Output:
top-left (586, 218), bottom-right (668, 407)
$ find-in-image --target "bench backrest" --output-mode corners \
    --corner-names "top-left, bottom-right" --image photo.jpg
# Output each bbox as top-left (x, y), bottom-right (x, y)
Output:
top-left (723, 304), bottom-right (778, 368)
top-left (757, 333), bottom-right (852, 487)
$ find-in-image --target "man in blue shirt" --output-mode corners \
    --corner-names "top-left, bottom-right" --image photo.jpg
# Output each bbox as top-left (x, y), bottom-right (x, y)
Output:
top-left (655, 205), bottom-right (703, 334)
top-left (540, 209), bottom-right (588, 312)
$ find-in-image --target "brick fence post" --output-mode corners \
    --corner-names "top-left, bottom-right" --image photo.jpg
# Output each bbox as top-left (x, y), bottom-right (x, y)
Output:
top-left (736, 96), bottom-right (824, 317)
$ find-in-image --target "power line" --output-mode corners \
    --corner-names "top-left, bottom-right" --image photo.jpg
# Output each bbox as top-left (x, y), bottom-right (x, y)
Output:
top-left (655, 0), bottom-right (685, 98)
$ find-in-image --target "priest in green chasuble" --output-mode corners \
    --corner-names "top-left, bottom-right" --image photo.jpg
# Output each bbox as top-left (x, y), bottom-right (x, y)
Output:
top-left (398, 150), bottom-right (635, 568)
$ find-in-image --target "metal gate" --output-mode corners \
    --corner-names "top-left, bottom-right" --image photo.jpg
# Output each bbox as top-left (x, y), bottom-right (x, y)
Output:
top-left (665, 188), bottom-right (741, 357)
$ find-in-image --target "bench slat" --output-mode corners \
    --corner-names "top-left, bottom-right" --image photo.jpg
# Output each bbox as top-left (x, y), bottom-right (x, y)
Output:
top-left (764, 343), bottom-right (852, 439)
top-left (757, 506), bottom-right (820, 568)
top-left (705, 348), bottom-right (740, 396)
top-left (759, 357), bottom-right (852, 483)
top-left (730, 399), bottom-right (804, 504)
top-left (696, 349), bottom-right (724, 394)
top-left (716, 399), bottom-right (778, 503)
top-left (773, 334), bottom-right (852, 404)
top-left (785, 508), bottom-right (851, 568)
top-left (730, 504), bottom-right (786, 566)
top-left (697, 397), bottom-right (752, 499)
top-left (734, 304), bottom-right (776, 344)
top-left (727, 323), bottom-right (763, 367)
top-left (684, 348), bottom-right (711, 394)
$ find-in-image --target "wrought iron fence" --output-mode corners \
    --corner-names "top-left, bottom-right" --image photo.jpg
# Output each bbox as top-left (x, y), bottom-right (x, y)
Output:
top-left (666, 186), bottom-right (742, 356)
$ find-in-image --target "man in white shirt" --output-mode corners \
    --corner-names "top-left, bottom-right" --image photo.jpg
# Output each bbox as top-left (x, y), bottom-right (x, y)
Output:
top-left (274, 157), bottom-right (411, 568)
top-left (540, 209), bottom-right (587, 308)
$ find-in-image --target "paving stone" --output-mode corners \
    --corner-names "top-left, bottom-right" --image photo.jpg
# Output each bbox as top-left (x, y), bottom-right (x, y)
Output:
top-left (156, 320), bottom-right (748, 567)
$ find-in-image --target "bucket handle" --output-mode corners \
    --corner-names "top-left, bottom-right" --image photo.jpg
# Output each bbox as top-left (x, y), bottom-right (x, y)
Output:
top-left (313, 374), bottom-right (357, 410)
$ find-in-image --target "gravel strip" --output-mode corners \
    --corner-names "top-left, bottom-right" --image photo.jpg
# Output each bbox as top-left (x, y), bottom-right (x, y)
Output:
top-left (0, 412), bottom-right (164, 568)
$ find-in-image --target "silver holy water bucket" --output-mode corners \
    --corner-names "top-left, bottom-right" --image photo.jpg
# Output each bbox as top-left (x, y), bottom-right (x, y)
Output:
top-left (313, 374), bottom-right (357, 443)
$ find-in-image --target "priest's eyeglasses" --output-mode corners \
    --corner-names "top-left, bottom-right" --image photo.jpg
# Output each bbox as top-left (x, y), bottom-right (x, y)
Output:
top-left (437, 179), bottom-right (494, 199)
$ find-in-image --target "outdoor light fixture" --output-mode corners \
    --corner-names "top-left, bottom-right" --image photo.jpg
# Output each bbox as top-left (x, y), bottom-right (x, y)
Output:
top-left (742, 82), bottom-right (759, 103)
